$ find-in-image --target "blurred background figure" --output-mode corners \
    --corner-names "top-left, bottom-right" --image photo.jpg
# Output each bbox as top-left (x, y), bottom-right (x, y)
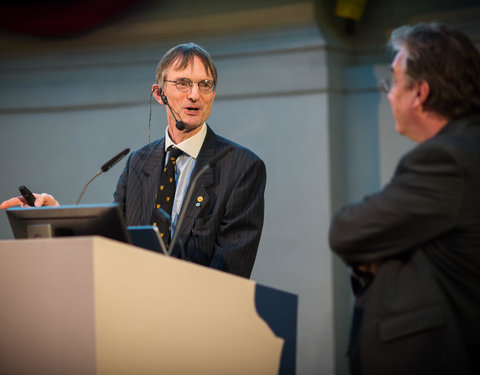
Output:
top-left (330, 22), bottom-right (480, 375)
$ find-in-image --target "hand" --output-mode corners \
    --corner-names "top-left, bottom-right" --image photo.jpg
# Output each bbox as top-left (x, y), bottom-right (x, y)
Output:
top-left (356, 261), bottom-right (380, 275)
top-left (0, 193), bottom-right (60, 209)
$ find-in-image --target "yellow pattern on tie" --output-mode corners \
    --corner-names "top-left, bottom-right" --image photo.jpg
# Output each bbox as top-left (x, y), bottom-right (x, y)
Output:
top-left (152, 146), bottom-right (183, 247)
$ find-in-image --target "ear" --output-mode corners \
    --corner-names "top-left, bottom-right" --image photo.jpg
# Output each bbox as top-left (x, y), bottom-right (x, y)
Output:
top-left (413, 80), bottom-right (430, 109)
top-left (151, 84), bottom-right (165, 106)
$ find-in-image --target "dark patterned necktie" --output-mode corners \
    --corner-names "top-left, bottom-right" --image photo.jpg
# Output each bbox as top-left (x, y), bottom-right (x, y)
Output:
top-left (153, 146), bottom-right (182, 246)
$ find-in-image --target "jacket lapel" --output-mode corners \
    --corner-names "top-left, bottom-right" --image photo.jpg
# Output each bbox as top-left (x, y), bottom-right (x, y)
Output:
top-left (139, 139), bottom-right (165, 225)
top-left (176, 126), bottom-right (217, 240)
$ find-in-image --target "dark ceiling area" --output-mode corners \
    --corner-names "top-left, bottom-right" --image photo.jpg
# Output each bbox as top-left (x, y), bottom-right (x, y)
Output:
top-left (0, 0), bottom-right (146, 37)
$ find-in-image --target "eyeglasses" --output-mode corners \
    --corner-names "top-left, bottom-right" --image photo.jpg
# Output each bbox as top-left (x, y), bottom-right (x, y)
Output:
top-left (379, 78), bottom-right (392, 93)
top-left (164, 78), bottom-right (215, 94)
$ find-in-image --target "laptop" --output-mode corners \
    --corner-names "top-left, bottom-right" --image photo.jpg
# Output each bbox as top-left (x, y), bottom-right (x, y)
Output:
top-left (127, 225), bottom-right (167, 255)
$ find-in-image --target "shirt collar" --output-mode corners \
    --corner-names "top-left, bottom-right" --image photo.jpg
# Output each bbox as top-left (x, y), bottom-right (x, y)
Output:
top-left (164, 123), bottom-right (207, 159)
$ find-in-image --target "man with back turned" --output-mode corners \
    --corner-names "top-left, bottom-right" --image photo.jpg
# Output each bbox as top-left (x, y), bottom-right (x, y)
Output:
top-left (330, 23), bottom-right (480, 374)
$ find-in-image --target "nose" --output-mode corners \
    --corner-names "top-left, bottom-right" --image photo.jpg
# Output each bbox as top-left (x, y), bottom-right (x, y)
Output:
top-left (188, 83), bottom-right (201, 101)
top-left (387, 89), bottom-right (394, 102)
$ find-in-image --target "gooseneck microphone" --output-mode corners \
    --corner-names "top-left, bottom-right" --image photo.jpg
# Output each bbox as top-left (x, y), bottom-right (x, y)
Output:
top-left (169, 146), bottom-right (233, 256)
top-left (76, 148), bottom-right (130, 204)
top-left (100, 148), bottom-right (131, 172)
top-left (152, 207), bottom-right (186, 258)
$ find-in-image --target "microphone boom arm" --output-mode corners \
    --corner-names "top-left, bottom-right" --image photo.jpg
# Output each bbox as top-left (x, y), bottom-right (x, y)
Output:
top-left (75, 148), bottom-right (130, 204)
top-left (75, 170), bottom-right (102, 204)
top-left (169, 164), bottom-right (209, 255)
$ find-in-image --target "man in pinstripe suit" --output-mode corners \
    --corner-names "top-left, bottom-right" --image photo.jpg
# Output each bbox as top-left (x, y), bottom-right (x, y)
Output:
top-left (1, 43), bottom-right (266, 279)
top-left (114, 43), bottom-right (266, 278)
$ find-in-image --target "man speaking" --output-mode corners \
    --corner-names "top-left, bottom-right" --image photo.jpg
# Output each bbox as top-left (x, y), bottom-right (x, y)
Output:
top-left (1, 43), bottom-right (266, 279)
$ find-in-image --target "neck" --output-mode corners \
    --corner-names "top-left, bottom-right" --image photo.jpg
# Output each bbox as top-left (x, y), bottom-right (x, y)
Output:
top-left (168, 122), bottom-right (203, 144)
top-left (414, 112), bottom-right (450, 143)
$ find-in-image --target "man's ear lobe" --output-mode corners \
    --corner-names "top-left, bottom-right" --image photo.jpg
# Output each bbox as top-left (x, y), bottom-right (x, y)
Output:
top-left (151, 84), bottom-right (165, 105)
top-left (417, 80), bottom-right (430, 102)
top-left (412, 80), bottom-right (430, 110)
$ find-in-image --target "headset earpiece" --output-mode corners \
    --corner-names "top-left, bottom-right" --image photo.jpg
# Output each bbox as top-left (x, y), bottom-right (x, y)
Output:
top-left (152, 86), bottom-right (168, 105)
top-left (158, 88), bottom-right (168, 105)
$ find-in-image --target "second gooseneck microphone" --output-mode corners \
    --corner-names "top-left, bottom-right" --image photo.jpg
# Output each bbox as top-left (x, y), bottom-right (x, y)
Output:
top-left (169, 146), bottom-right (233, 256)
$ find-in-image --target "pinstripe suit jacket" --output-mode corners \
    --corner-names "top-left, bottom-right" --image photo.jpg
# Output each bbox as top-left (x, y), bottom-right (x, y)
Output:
top-left (114, 125), bottom-right (266, 278)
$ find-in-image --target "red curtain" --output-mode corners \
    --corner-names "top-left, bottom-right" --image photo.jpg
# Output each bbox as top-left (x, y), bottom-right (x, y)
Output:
top-left (0, 0), bottom-right (145, 37)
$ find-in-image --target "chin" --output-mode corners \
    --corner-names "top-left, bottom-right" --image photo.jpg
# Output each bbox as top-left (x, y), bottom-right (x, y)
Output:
top-left (182, 122), bottom-right (203, 132)
top-left (395, 123), bottom-right (405, 136)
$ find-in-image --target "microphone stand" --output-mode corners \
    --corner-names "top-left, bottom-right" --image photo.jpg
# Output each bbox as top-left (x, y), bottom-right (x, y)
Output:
top-left (153, 208), bottom-right (182, 257)
top-left (168, 164), bottom-right (209, 256)
top-left (75, 148), bottom-right (130, 204)
top-left (76, 171), bottom-right (102, 204)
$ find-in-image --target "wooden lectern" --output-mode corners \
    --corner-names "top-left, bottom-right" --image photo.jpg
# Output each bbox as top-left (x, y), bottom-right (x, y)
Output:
top-left (0, 237), bottom-right (297, 375)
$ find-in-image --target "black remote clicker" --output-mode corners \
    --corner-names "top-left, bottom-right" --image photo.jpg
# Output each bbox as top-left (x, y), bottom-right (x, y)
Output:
top-left (19, 185), bottom-right (36, 206)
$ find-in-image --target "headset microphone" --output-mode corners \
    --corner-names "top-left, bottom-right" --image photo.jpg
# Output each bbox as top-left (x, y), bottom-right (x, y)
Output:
top-left (158, 89), bottom-right (186, 131)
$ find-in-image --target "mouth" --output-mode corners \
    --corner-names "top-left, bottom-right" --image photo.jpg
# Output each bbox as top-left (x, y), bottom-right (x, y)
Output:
top-left (184, 106), bottom-right (200, 114)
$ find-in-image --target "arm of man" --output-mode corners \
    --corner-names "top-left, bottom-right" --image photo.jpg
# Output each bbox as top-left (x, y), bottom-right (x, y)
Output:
top-left (209, 157), bottom-right (266, 278)
top-left (330, 141), bottom-right (463, 266)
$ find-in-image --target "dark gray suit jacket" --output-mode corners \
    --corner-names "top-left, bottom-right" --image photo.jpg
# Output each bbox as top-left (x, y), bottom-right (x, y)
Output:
top-left (330, 116), bottom-right (480, 374)
top-left (114, 125), bottom-right (266, 278)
